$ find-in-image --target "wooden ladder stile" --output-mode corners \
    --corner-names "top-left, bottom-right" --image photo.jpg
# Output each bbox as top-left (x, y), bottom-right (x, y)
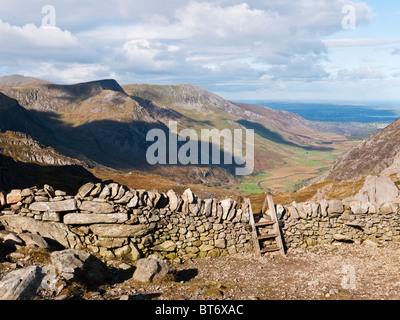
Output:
top-left (249, 193), bottom-right (286, 257)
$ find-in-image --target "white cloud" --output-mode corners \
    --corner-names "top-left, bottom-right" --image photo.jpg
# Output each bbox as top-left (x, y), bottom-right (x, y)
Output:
top-left (23, 62), bottom-right (111, 84)
top-left (0, 19), bottom-right (79, 49)
top-left (324, 38), bottom-right (400, 48)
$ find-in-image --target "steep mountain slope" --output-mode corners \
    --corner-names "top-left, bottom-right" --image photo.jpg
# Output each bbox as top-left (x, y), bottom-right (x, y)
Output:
top-left (123, 83), bottom-right (330, 145)
top-left (0, 75), bottom-right (351, 195)
top-left (0, 76), bottom-right (238, 189)
top-left (124, 83), bottom-right (348, 193)
top-left (315, 117), bottom-right (400, 182)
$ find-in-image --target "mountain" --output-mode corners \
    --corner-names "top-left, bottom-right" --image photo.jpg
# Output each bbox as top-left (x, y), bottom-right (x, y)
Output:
top-left (315, 117), bottom-right (400, 182)
top-left (0, 75), bottom-right (349, 196)
top-left (124, 83), bottom-right (348, 193)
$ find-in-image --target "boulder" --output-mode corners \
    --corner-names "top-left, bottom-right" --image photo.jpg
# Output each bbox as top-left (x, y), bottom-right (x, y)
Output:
top-left (0, 266), bottom-right (44, 300)
top-left (348, 175), bottom-right (399, 206)
top-left (132, 255), bottom-right (169, 283)
top-left (0, 216), bottom-right (82, 249)
top-left (50, 249), bottom-right (108, 284)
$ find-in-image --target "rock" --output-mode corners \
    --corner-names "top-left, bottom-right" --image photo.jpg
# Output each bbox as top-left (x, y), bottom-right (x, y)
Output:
top-left (132, 254), bottom-right (169, 283)
top-left (380, 202), bottom-right (398, 215)
top-left (220, 199), bottom-right (233, 220)
top-left (328, 200), bottom-right (344, 215)
top-left (276, 204), bottom-right (285, 219)
top-left (287, 206), bottom-right (299, 219)
top-left (0, 216), bottom-right (82, 249)
top-left (364, 239), bottom-right (378, 247)
top-left (89, 183), bottom-right (102, 197)
top-left (43, 185), bottom-right (55, 198)
top-left (6, 190), bottom-right (22, 205)
top-left (0, 192), bottom-right (5, 207)
top-left (215, 239), bottom-right (226, 249)
top-left (348, 175), bottom-right (399, 206)
top-left (50, 249), bottom-right (108, 284)
top-left (21, 188), bottom-right (34, 197)
top-left (55, 190), bottom-right (67, 197)
top-left (40, 265), bottom-right (59, 291)
top-left (127, 194), bottom-right (139, 208)
top-left (78, 182), bottom-right (95, 198)
top-left (319, 200), bottom-right (328, 217)
top-left (64, 213), bottom-right (129, 225)
top-left (79, 201), bottom-right (115, 214)
top-left (347, 200), bottom-right (369, 215)
top-left (189, 203), bottom-right (200, 216)
top-left (114, 191), bottom-right (134, 204)
top-left (3, 232), bottom-right (24, 250)
top-left (153, 240), bottom-right (177, 252)
top-left (99, 186), bottom-right (111, 199)
top-left (182, 188), bottom-right (195, 204)
top-left (199, 244), bottom-right (215, 252)
top-left (18, 232), bottom-right (50, 249)
top-left (114, 185), bottom-right (126, 201)
top-left (167, 190), bottom-right (182, 211)
top-left (0, 266), bottom-right (45, 300)
top-left (333, 234), bottom-right (352, 242)
top-left (202, 199), bottom-right (214, 217)
top-left (42, 211), bottom-right (61, 222)
top-left (89, 224), bottom-right (147, 238)
top-left (108, 183), bottom-right (120, 199)
top-left (29, 199), bottom-right (78, 212)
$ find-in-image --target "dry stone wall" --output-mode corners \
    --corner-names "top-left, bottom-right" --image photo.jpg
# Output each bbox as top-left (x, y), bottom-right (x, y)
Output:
top-left (280, 199), bottom-right (400, 249)
top-left (2, 182), bottom-right (400, 259)
top-left (0, 183), bottom-right (253, 262)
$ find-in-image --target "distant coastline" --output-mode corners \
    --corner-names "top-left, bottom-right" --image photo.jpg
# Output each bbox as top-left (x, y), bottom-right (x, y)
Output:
top-left (235, 101), bottom-right (400, 123)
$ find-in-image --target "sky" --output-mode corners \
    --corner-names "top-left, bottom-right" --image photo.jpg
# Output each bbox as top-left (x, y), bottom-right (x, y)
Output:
top-left (0, 0), bottom-right (399, 103)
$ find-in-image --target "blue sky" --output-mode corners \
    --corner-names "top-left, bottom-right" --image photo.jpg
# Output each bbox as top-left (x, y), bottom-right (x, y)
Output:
top-left (0, 0), bottom-right (399, 103)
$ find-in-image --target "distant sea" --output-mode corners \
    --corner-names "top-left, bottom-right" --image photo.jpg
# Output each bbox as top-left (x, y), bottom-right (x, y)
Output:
top-left (237, 101), bottom-right (400, 123)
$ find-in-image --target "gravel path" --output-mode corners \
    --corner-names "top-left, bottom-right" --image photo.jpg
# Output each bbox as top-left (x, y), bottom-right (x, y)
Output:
top-left (3, 242), bottom-right (400, 300)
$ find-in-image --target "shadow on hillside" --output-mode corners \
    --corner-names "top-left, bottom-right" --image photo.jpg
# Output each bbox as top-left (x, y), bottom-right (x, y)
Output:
top-left (0, 93), bottom-right (244, 180)
top-left (0, 152), bottom-right (100, 194)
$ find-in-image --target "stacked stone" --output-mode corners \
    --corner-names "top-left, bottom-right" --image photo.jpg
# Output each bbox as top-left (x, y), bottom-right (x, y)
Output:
top-left (0, 182), bottom-right (253, 262)
top-left (281, 199), bottom-right (400, 249)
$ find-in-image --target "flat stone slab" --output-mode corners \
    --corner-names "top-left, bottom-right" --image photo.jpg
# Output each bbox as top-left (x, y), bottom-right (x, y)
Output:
top-left (0, 216), bottom-right (82, 249)
top-left (89, 223), bottom-right (148, 238)
top-left (63, 213), bottom-right (129, 225)
top-left (79, 201), bottom-right (115, 214)
top-left (29, 199), bottom-right (78, 212)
